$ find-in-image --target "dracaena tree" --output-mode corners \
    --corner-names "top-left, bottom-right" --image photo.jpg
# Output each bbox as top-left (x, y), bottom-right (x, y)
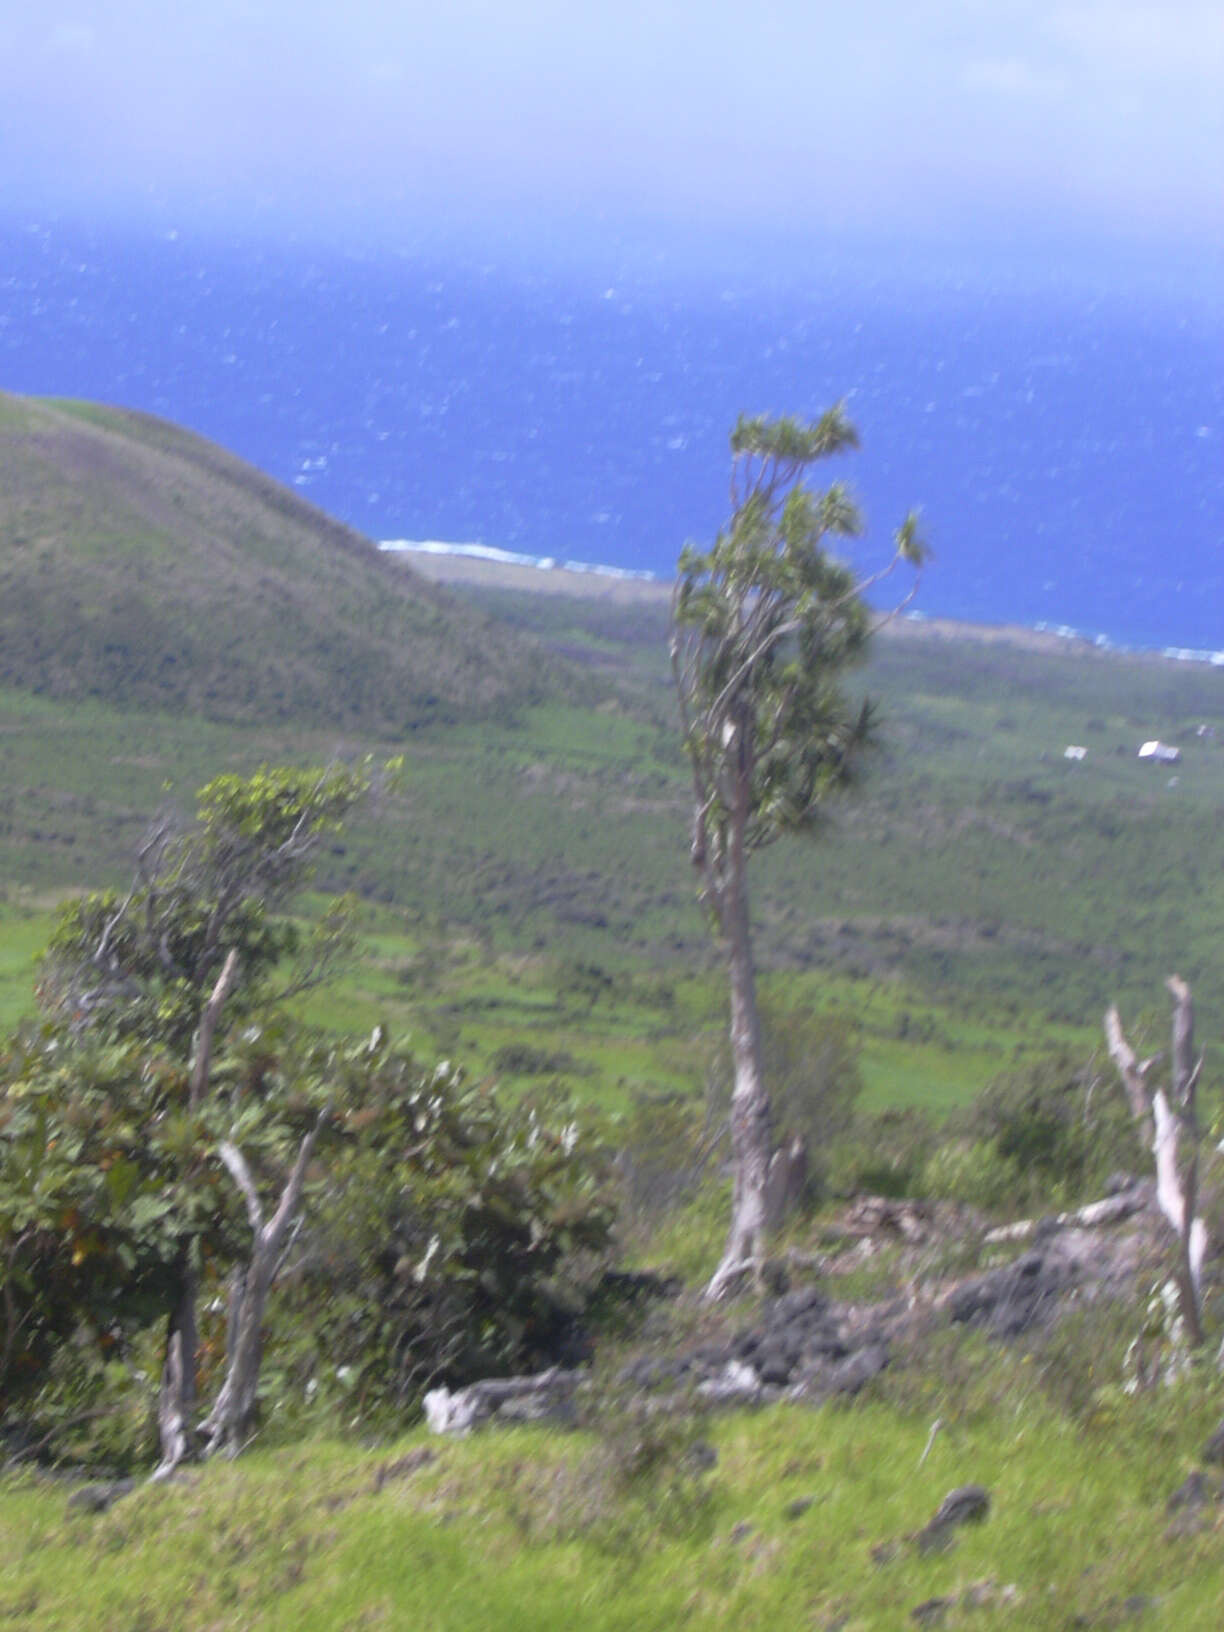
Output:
top-left (670, 408), bottom-right (924, 1299)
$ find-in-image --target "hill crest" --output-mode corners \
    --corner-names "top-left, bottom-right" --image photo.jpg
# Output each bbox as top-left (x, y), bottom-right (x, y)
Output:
top-left (0, 393), bottom-right (566, 729)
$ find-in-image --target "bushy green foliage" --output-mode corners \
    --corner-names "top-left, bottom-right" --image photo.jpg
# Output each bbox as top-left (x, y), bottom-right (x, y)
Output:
top-left (40, 763), bottom-right (372, 1052)
top-left (936, 1053), bottom-right (1143, 1212)
top-left (0, 1015), bottom-right (616, 1451)
top-left (615, 1088), bottom-right (724, 1226)
top-left (271, 1046), bottom-right (616, 1408)
top-left (490, 1042), bottom-right (585, 1078)
top-left (671, 407), bottom-right (922, 864)
top-left (832, 1107), bottom-right (939, 1199)
top-left (0, 1028), bottom-right (188, 1406)
top-left (0, 1010), bottom-right (335, 1422)
top-left (1, 763), bottom-right (617, 1458)
top-left (0, 764), bottom-right (377, 1431)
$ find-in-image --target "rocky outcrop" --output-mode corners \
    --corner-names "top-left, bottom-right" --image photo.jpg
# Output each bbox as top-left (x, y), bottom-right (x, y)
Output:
top-left (423, 1368), bottom-right (583, 1435)
top-left (425, 1189), bottom-right (1163, 1436)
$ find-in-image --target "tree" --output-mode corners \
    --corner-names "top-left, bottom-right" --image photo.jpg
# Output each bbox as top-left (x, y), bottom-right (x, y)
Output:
top-left (30, 763), bottom-right (376, 1471)
top-left (40, 763), bottom-right (375, 1052)
top-left (670, 409), bottom-right (924, 1298)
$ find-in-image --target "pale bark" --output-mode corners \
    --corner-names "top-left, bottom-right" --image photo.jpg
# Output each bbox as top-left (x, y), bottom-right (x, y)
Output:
top-left (765, 1135), bottom-right (809, 1229)
top-left (198, 1114), bottom-right (325, 1458)
top-left (1103, 1004), bottom-right (1155, 1142)
top-left (705, 776), bottom-right (773, 1300)
top-left (983, 1189), bottom-right (1145, 1245)
top-left (190, 949), bottom-right (239, 1110)
top-left (152, 953), bottom-right (240, 1479)
top-left (1105, 977), bottom-right (1206, 1348)
top-left (151, 1276), bottom-right (198, 1482)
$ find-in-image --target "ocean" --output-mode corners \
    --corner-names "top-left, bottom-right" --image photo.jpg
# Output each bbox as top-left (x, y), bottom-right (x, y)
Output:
top-left (2, 216), bottom-right (1220, 652)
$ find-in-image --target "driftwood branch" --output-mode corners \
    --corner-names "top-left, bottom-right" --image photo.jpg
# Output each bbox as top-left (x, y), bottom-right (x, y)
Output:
top-left (218, 1140), bottom-right (263, 1232)
top-left (983, 1187), bottom-right (1147, 1245)
top-left (1104, 1004), bottom-right (1154, 1139)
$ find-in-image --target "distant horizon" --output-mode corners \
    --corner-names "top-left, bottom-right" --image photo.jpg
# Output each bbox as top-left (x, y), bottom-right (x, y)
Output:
top-left (3, 212), bottom-right (1220, 658)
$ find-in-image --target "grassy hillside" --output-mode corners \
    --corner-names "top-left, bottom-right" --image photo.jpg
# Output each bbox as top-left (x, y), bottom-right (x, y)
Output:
top-left (7, 476), bottom-right (1224, 1632)
top-left (0, 393), bottom-right (571, 728)
top-left (2, 608), bottom-right (1224, 1118)
top-left (3, 419), bottom-right (1224, 1098)
top-left (4, 1367), bottom-right (1224, 1630)
top-left (389, 569), bottom-right (1224, 1032)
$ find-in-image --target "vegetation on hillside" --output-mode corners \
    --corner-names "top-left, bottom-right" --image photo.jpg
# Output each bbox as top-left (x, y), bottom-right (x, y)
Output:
top-left (4, 410), bottom-right (1224, 1624)
top-left (0, 392), bottom-right (576, 727)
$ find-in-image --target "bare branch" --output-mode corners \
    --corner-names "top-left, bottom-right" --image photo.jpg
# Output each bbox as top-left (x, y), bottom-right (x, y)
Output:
top-left (201, 1108), bottom-right (329, 1459)
top-left (261, 1111), bottom-right (327, 1255)
top-left (1106, 985), bottom-right (1207, 1349)
top-left (1166, 974), bottom-right (1196, 1108)
top-left (1104, 1004), bottom-right (1153, 1133)
top-left (190, 949), bottom-right (240, 1111)
top-left (218, 1141), bottom-right (263, 1232)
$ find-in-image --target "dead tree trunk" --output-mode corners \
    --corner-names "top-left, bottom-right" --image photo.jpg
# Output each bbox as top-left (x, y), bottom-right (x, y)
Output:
top-left (198, 1115), bottom-right (325, 1458)
top-left (1105, 976), bottom-right (1206, 1348)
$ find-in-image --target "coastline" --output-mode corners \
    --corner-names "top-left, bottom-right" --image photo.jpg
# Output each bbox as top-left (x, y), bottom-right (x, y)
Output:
top-left (382, 541), bottom-right (1221, 667)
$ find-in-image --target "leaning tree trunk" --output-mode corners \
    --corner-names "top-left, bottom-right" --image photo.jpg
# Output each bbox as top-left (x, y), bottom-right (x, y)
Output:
top-left (705, 808), bottom-right (773, 1301)
top-left (197, 1117), bottom-right (324, 1458)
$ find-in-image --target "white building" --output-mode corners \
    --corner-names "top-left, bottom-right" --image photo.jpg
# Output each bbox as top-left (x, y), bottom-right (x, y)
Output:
top-left (1138, 740), bottom-right (1180, 764)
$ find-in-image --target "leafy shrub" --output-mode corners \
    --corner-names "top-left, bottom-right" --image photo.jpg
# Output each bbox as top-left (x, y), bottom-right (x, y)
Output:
top-left (2, 1022), bottom-right (616, 1455)
top-left (271, 1039), bottom-right (616, 1412)
top-left (832, 1107), bottom-right (938, 1199)
top-left (760, 1002), bottom-right (864, 1200)
top-left (0, 1024), bottom-right (225, 1416)
top-left (920, 1138), bottom-right (1020, 1212)
top-left (490, 1042), bottom-right (587, 1077)
top-left (959, 1053), bottom-right (1143, 1211)
top-left (615, 1089), bottom-right (724, 1223)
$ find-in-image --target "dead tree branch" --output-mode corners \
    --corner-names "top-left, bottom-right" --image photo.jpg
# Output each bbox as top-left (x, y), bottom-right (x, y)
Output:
top-left (1105, 978), bottom-right (1207, 1349)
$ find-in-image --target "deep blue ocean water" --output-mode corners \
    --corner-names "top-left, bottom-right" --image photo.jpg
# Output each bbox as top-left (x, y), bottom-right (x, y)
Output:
top-left (2, 217), bottom-right (1220, 652)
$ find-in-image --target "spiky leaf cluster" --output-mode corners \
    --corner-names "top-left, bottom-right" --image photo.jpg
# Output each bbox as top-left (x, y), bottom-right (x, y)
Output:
top-left (672, 409), bottom-right (923, 902)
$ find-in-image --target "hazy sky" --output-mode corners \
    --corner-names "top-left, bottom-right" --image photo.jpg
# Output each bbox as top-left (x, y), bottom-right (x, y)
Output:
top-left (3, 2), bottom-right (1222, 257)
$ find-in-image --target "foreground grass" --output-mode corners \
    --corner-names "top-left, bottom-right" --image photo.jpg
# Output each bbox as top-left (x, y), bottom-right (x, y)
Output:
top-left (5, 1376), bottom-right (1224, 1630)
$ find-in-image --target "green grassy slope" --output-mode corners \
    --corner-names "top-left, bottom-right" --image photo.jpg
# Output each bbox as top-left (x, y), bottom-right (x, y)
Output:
top-left (0, 393), bottom-right (572, 728)
top-left (4, 422), bottom-right (1224, 1104)
top-left (5, 1378), bottom-right (1224, 1630)
top-left (2, 615), bottom-right (1223, 1116)
top-left (394, 578), bottom-right (1224, 1032)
